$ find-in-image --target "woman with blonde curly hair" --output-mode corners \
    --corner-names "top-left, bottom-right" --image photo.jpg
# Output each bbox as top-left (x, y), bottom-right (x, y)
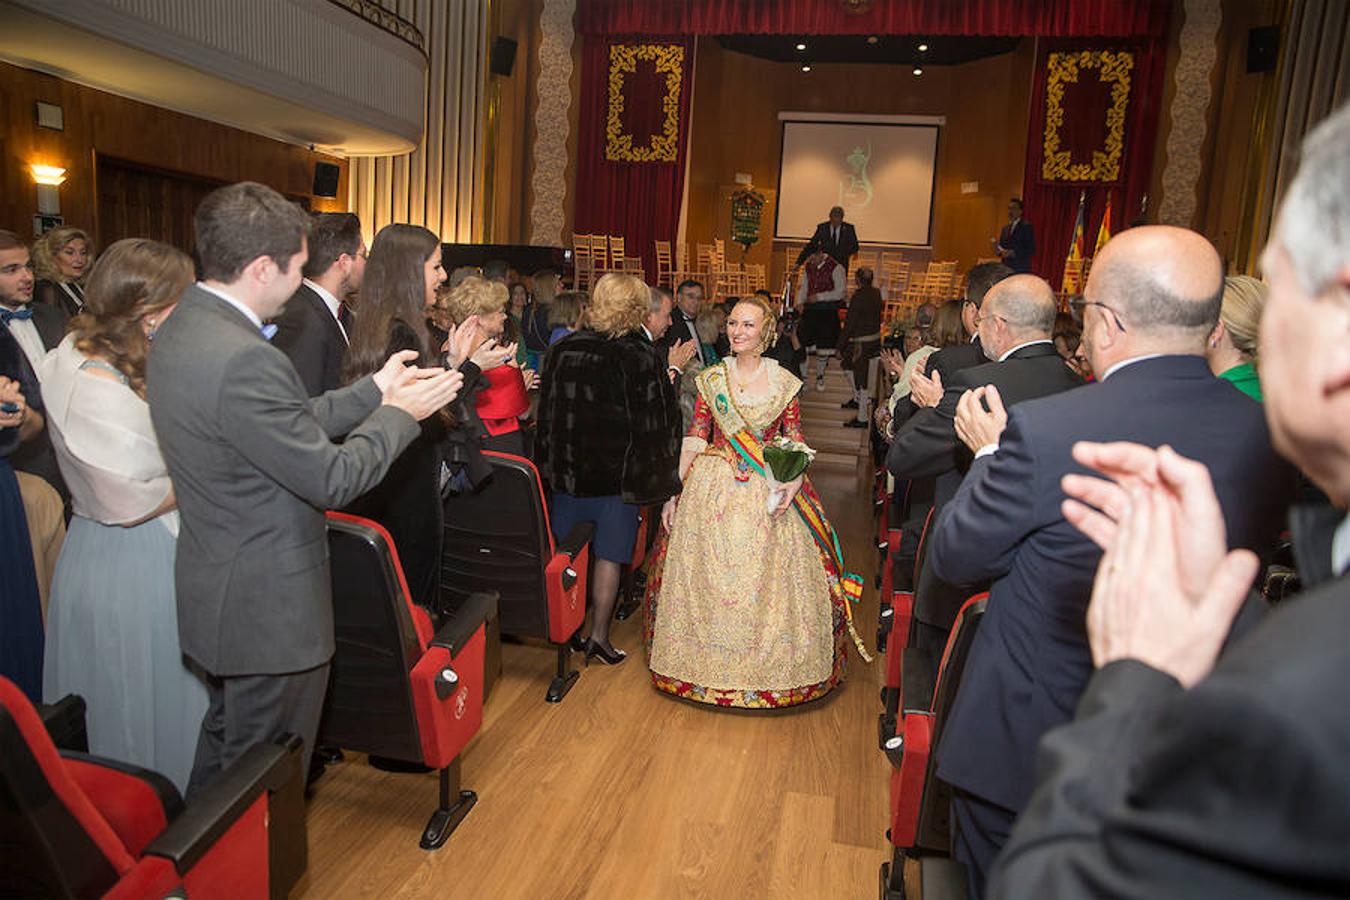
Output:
top-left (1206, 274), bottom-right (1266, 401)
top-left (40, 238), bottom-right (207, 790)
top-left (536, 273), bottom-right (683, 663)
top-left (442, 274), bottom-right (535, 453)
top-left (33, 226), bottom-right (93, 318)
top-left (647, 294), bottom-right (855, 708)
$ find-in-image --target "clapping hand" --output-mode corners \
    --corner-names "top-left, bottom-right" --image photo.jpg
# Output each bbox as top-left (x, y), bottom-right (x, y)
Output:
top-left (668, 338), bottom-right (698, 373)
top-left (470, 338), bottom-right (515, 372)
top-left (908, 366), bottom-right (943, 408)
top-left (1062, 442), bottom-right (1259, 688)
top-left (520, 366), bottom-right (540, 390)
top-left (381, 362), bottom-right (464, 421)
top-left (443, 316), bottom-right (487, 368)
top-left (0, 377), bottom-right (26, 429)
top-left (879, 348), bottom-right (906, 378)
top-left (953, 385), bottom-right (1007, 453)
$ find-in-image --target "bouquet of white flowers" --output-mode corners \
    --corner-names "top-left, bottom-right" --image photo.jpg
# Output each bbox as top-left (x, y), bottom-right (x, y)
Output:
top-left (762, 436), bottom-right (816, 514)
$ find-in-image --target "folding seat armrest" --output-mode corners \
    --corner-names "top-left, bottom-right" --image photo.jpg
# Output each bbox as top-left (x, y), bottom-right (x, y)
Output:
top-left (555, 521), bottom-right (596, 563)
top-left (39, 693), bottom-right (88, 752)
top-left (430, 591), bottom-right (498, 656)
top-left (901, 648), bottom-right (936, 714)
top-left (143, 735), bottom-right (302, 873)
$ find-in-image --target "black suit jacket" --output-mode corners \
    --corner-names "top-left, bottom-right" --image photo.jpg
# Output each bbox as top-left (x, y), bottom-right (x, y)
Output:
top-left (656, 311), bottom-right (703, 363)
top-left (7, 301), bottom-right (68, 500)
top-left (999, 219), bottom-right (1036, 273)
top-left (796, 222), bottom-right (859, 268)
top-left (930, 355), bottom-right (1293, 814)
top-left (271, 283), bottom-right (348, 397)
top-left (990, 510), bottom-right (1350, 898)
top-left (889, 342), bottom-right (1083, 632)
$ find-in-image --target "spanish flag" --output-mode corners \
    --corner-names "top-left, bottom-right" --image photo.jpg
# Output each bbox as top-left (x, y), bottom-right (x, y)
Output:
top-left (1094, 193), bottom-right (1113, 256)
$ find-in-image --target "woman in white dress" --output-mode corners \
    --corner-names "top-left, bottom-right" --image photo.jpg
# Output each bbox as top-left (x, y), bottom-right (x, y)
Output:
top-left (42, 238), bottom-right (206, 791)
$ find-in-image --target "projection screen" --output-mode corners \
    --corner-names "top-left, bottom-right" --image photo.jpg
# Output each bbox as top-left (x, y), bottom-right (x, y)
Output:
top-left (775, 115), bottom-right (942, 247)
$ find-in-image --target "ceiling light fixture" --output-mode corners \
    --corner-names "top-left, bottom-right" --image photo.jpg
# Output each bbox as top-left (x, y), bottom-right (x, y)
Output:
top-left (795, 42), bottom-right (807, 51)
top-left (801, 64), bottom-right (812, 72)
top-left (918, 43), bottom-right (929, 52)
top-left (867, 35), bottom-right (879, 45)
top-left (912, 67), bottom-right (923, 76)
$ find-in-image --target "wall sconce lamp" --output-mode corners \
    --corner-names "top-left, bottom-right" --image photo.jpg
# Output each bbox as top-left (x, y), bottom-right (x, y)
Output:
top-left (30, 164), bottom-right (66, 217)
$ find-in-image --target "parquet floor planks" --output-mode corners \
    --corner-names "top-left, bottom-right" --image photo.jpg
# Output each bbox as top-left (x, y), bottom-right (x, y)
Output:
top-left (300, 462), bottom-right (890, 899)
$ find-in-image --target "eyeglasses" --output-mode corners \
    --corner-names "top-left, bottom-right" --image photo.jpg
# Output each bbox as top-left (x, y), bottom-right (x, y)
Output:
top-left (1072, 298), bottom-right (1128, 333)
top-left (974, 312), bottom-right (1006, 328)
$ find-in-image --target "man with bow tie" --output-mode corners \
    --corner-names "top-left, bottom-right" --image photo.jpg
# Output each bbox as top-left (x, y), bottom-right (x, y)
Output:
top-left (658, 279), bottom-right (707, 366)
top-left (0, 230), bottom-right (68, 502)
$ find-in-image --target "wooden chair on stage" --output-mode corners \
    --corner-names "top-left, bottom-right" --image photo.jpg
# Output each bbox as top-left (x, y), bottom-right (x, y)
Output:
top-left (745, 263), bottom-right (767, 293)
top-left (571, 232), bottom-right (594, 291)
top-left (654, 240), bottom-right (673, 288)
top-left (881, 254), bottom-right (911, 301)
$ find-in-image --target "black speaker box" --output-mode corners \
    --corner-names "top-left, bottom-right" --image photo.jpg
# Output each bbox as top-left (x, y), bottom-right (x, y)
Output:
top-left (313, 161), bottom-right (340, 198)
top-left (1247, 26), bottom-right (1279, 73)
top-left (491, 36), bottom-right (517, 77)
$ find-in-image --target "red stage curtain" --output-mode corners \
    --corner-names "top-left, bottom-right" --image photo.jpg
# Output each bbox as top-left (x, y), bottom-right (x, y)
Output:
top-left (575, 37), bottom-right (694, 280)
top-left (1022, 38), bottom-right (1169, 291)
top-left (577, 0), bottom-right (1171, 39)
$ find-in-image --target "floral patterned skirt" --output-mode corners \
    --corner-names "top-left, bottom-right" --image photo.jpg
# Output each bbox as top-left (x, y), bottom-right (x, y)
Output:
top-left (645, 454), bottom-right (847, 709)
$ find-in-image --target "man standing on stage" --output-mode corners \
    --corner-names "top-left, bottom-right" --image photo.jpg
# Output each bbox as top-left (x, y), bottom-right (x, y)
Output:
top-left (795, 245), bottom-right (846, 392)
top-left (994, 198), bottom-right (1035, 273)
top-left (796, 205), bottom-right (859, 269)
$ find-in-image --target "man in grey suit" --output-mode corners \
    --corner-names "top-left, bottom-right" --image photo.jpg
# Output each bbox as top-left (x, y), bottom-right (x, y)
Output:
top-left (147, 182), bottom-right (464, 795)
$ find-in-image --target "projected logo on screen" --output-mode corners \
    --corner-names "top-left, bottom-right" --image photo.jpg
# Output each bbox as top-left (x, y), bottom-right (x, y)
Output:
top-left (840, 143), bottom-right (874, 208)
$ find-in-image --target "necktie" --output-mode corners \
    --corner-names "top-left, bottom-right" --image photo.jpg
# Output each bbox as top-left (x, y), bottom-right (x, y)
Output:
top-left (337, 302), bottom-right (350, 329)
top-left (1, 307), bottom-right (33, 325)
top-left (261, 323), bottom-right (278, 341)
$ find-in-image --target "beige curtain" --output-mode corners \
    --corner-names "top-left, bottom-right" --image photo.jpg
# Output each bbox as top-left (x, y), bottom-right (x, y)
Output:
top-left (348, 0), bottom-right (490, 244)
top-left (1240, 0), bottom-right (1349, 268)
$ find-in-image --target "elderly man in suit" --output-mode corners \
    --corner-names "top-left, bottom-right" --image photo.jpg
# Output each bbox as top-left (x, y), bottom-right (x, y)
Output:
top-left (889, 274), bottom-right (1083, 669)
top-left (986, 100), bottom-right (1350, 900)
top-left (271, 212), bottom-right (365, 397)
top-left (795, 205), bottom-right (859, 269)
top-left (927, 224), bottom-right (1293, 898)
top-left (147, 182), bottom-right (464, 796)
top-left (994, 198), bottom-right (1035, 273)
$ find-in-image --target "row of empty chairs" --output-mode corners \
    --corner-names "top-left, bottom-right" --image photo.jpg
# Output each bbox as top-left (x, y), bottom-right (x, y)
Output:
top-left (572, 233), bottom-right (645, 290)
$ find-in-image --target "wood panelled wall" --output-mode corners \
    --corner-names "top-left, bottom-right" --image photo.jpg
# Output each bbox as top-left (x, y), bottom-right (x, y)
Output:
top-left (681, 38), bottom-right (1036, 287)
top-left (0, 60), bottom-right (347, 250)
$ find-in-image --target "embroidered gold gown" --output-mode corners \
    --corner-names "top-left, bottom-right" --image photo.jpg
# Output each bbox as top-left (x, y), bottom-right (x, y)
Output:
top-left (646, 359), bottom-right (847, 708)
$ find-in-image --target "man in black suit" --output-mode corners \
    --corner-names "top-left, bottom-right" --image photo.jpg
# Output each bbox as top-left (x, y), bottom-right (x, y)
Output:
top-left (888, 275), bottom-right (1082, 665)
top-left (927, 225), bottom-right (1292, 898)
top-left (994, 197), bottom-right (1035, 273)
top-left (986, 99), bottom-right (1350, 900)
top-left (657, 279), bottom-right (706, 366)
top-left (271, 213), bottom-right (364, 397)
top-left (795, 205), bottom-right (859, 269)
top-left (0, 230), bottom-right (67, 502)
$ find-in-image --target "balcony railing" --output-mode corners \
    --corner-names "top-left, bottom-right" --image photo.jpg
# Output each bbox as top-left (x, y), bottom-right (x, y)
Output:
top-left (325, 0), bottom-right (425, 55)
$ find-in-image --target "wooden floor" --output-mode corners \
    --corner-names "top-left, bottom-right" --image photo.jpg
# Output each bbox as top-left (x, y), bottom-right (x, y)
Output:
top-left (300, 369), bottom-right (889, 899)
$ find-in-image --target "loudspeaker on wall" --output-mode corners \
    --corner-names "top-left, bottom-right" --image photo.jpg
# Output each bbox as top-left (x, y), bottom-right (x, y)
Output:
top-left (313, 162), bottom-right (340, 198)
top-left (491, 37), bottom-right (518, 77)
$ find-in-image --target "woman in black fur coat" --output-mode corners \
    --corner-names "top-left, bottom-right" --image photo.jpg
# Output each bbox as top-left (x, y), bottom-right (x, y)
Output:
top-left (535, 273), bottom-right (682, 663)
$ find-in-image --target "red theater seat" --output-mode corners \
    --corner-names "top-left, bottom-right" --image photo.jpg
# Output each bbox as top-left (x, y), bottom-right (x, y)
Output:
top-left (441, 451), bottom-right (595, 702)
top-left (879, 593), bottom-right (987, 900)
top-left (0, 677), bottom-right (304, 900)
top-left (322, 513), bottom-right (492, 850)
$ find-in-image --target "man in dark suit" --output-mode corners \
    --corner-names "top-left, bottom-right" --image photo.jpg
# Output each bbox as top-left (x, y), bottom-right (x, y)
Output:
top-left (927, 225), bottom-right (1292, 898)
top-left (889, 275), bottom-right (1082, 665)
top-left (994, 197), bottom-right (1035, 273)
top-left (657, 279), bottom-right (706, 366)
top-left (839, 267), bottom-right (883, 426)
top-left (987, 99), bottom-right (1350, 900)
top-left (795, 205), bottom-right (859, 269)
top-left (147, 183), bottom-right (465, 796)
top-left (0, 230), bottom-right (68, 502)
top-left (271, 212), bottom-right (364, 397)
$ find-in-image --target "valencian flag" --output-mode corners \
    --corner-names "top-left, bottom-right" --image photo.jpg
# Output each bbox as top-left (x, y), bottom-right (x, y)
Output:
top-left (1095, 192), bottom-right (1114, 255)
top-left (1063, 190), bottom-right (1088, 292)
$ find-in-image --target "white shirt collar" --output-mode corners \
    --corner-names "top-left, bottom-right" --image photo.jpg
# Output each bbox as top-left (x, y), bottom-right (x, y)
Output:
top-left (198, 282), bottom-right (263, 330)
top-left (997, 338), bottom-right (1053, 362)
top-left (303, 279), bottom-right (342, 321)
top-left (1101, 353), bottom-right (1166, 381)
top-left (642, 324), bottom-right (654, 342)
top-left (1332, 514), bottom-right (1350, 577)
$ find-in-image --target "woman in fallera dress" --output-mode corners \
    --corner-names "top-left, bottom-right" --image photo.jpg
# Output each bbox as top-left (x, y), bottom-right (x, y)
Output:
top-left (647, 294), bottom-right (857, 708)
